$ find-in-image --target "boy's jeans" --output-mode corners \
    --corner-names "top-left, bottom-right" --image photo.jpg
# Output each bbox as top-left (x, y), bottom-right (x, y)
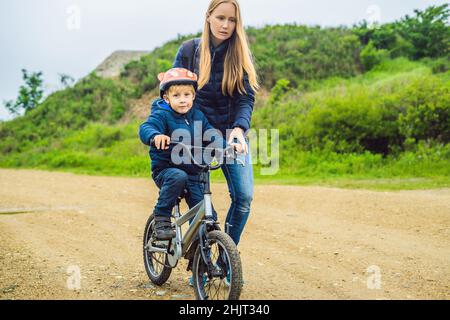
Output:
top-left (152, 168), bottom-right (217, 220)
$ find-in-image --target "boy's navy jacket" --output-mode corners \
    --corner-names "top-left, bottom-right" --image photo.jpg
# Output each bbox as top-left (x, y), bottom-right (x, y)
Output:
top-left (173, 38), bottom-right (255, 136)
top-left (139, 98), bottom-right (226, 177)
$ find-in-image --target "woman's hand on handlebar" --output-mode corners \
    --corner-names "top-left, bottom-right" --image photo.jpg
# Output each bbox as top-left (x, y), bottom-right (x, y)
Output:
top-left (230, 142), bottom-right (244, 154)
top-left (153, 135), bottom-right (171, 150)
top-left (227, 127), bottom-right (248, 154)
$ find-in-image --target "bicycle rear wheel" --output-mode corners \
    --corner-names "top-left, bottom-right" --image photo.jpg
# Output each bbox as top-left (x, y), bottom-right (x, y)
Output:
top-left (192, 230), bottom-right (243, 300)
top-left (143, 214), bottom-right (172, 285)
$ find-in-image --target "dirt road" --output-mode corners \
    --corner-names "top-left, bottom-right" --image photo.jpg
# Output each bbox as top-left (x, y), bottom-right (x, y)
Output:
top-left (0, 169), bottom-right (449, 300)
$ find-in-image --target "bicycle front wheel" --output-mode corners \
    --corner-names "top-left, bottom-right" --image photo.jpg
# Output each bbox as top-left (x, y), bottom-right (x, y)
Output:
top-left (192, 230), bottom-right (243, 300)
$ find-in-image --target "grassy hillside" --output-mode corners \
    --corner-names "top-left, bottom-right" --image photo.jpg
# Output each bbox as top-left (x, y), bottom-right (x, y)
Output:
top-left (0, 5), bottom-right (449, 190)
top-left (1, 58), bottom-right (448, 190)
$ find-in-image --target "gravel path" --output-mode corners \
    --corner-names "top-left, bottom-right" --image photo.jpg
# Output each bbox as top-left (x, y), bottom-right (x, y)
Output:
top-left (0, 169), bottom-right (449, 300)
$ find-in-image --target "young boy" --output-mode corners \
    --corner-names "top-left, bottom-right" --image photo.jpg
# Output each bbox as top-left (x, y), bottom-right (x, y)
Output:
top-left (139, 68), bottom-right (241, 240)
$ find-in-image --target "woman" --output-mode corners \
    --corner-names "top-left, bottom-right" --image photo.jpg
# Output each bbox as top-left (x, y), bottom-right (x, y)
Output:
top-left (173, 0), bottom-right (259, 246)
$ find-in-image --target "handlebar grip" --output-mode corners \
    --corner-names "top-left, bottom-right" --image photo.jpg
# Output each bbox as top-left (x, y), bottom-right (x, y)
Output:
top-left (150, 138), bottom-right (179, 148)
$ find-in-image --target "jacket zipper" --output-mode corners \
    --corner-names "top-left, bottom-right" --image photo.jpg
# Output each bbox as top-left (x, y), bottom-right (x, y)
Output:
top-left (228, 100), bottom-right (232, 128)
top-left (211, 51), bottom-right (217, 101)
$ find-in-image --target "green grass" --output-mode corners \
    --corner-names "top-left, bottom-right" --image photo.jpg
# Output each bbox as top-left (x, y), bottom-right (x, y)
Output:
top-left (1, 59), bottom-right (448, 191)
top-left (1, 116), bottom-right (448, 191)
top-left (252, 175), bottom-right (450, 191)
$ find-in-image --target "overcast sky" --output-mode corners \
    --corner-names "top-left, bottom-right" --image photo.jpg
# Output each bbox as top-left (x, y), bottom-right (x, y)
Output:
top-left (0, 0), bottom-right (447, 120)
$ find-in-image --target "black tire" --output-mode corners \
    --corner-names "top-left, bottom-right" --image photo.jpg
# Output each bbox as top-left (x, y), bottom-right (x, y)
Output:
top-left (192, 230), bottom-right (243, 300)
top-left (143, 214), bottom-right (172, 286)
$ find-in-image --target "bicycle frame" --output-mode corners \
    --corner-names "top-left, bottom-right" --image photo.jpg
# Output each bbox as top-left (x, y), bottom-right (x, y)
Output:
top-left (145, 140), bottom-right (244, 268)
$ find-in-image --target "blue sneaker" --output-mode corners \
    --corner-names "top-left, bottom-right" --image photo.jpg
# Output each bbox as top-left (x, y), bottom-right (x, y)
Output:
top-left (224, 272), bottom-right (231, 286)
top-left (223, 270), bottom-right (244, 287)
top-left (189, 275), bottom-right (209, 287)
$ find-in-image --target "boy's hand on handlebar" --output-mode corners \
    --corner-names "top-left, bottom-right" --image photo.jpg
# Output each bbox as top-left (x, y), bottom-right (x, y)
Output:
top-left (153, 135), bottom-right (171, 150)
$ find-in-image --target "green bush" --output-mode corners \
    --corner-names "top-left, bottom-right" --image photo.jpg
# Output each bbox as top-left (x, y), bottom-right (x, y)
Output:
top-left (247, 25), bottom-right (362, 88)
top-left (300, 91), bottom-right (398, 154)
top-left (420, 57), bottom-right (450, 74)
top-left (360, 41), bottom-right (389, 71)
top-left (268, 79), bottom-right (291, 105)
top-left (398, 76), bottom-right (450, 143)
top-left (354, 4), bottom-right (449, 60)
top-left (253, 58), bottom-right (449, 157)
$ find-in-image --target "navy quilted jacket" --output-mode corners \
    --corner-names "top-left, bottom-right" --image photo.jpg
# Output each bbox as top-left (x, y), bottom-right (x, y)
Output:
top-left (173, 38), bottom-right (255, 137)
top-left (139, 98), bottom-right (226, 176)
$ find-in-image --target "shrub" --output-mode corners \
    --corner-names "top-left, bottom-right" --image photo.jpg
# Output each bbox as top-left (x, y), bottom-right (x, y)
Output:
top-left (360, 41), bottom-right (389, 71)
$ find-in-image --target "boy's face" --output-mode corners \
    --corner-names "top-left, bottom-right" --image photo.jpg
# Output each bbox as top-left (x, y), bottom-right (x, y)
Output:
top-left (163, 85), bottom-right (195, 114)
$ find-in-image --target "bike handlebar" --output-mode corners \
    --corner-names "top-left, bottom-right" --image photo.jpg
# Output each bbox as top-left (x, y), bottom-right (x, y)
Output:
top-left (150, 139), bottom-right (244, 171)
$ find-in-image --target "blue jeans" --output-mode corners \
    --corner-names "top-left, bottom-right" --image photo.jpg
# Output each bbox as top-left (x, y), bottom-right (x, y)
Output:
top-left (221, 140), bottom-right (254, 245)
top-left (153, 168), bottom-right (217, 219)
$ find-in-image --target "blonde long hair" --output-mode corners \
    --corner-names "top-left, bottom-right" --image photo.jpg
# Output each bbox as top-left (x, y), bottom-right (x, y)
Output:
top-left (198, 0), bottom-right (259, 96)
